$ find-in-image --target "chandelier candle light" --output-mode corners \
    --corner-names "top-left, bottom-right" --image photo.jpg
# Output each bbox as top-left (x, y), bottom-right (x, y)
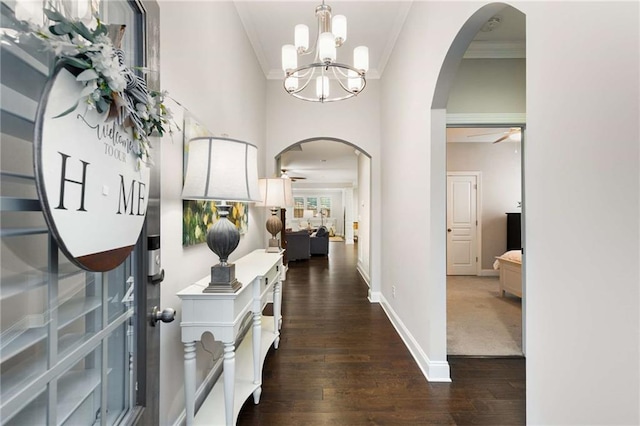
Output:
top-left (257, 178), bottom-right (294, 252)
top-left (282, 1), bottom-right (369, 102)
top-left (182, 137), bottom-right (261, 293)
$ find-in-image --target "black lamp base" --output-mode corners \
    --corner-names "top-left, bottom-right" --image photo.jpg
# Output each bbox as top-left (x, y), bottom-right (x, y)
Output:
top-left (204, 263), bottom-right (242, 293)
top-left (203, 204), bottom-right (242, 293)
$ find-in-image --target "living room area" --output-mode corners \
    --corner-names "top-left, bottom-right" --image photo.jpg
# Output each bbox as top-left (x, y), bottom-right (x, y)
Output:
top-left (286, 225), bottom-right (332, 260)
top-left (277, 139), bottom-right (371, 281)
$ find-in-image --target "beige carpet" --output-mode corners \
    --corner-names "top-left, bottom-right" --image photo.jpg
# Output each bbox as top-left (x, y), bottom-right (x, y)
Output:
top-left (447, 275), bottom-right (522, 356)
top-left (329, 236), bottom-right (344, 242)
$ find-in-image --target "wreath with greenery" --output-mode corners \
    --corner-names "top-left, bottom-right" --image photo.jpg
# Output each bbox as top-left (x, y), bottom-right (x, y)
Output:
top-left (23, 8), bottom-right (175, 166)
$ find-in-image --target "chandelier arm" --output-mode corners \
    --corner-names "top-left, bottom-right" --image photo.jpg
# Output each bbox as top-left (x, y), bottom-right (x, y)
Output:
top-left (290, 91), bottom-right (358, 103)
top-left (285, 68), bottom-right (315, 95)
top-left (285, 62), bottom-right (366, 101)
top-left (333, 66), bottom-right (349, 78)
top-left (334, 75), bottom-right (367, 95)
top-left (298, 47), bottom-right (317, 57)
top-left (333, 68), bottom-right (353, 93)
top-left (290, 68), bottom-right (314, 79)
top-left (326, 62), bottom-right (360, 74)
top-left (313, 18), bottom-right (321, 63)
top-left (295, 72), bottom-right (314, 93)
top-left (332, 66), bottom-right (366, 94)
top-left (331, 65), bottom-right (362, 79)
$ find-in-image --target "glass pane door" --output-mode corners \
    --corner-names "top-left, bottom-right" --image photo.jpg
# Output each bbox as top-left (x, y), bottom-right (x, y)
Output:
top-left (0, 1), bottom-right (145, 424)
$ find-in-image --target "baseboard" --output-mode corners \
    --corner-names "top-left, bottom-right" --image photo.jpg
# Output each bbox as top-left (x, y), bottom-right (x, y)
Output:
top-left (379, 295), bottom-right (451, 382)
top-left (356, 262), bottom-right (370, 287)
top-left (368, 290), bottom-right (381, 303)
top-left (479, 269), bottom-right (499, 277)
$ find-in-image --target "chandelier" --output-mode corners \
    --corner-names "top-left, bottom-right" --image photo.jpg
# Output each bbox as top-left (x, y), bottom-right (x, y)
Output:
top-left (281, 1), bottom-right (369, 103)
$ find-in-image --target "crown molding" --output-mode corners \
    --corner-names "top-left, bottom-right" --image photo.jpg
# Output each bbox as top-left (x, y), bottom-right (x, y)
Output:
top-left (446, 113), bottom-right (526, 126)
top-left (376, 1), bottom-right (413, 77)
top-left (464, 41), bottom-right (526, 59)
top-left (234, 2), bottom-right (271, 78)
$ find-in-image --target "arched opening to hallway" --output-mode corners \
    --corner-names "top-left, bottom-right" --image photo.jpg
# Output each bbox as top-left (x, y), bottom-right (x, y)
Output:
top-left (431, 3), bottom-right (527, 357)
top-left (274, 138), bottom-right (372, 290)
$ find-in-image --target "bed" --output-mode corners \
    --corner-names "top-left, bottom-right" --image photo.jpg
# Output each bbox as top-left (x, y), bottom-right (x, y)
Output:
top-left (493, 250), bottom-right (522, 298)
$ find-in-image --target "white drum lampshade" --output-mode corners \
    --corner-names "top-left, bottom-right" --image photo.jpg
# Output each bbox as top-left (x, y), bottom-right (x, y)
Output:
top-left (257, 178), bottom-right (294, 252)
top-left (182, 137), bottom-right (261, 292)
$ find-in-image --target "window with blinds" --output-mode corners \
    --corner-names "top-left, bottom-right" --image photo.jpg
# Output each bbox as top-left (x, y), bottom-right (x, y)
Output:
top-left (293, 197), bottom-right (304, 218)
top-left (320, 196), bottom-right (331, 218)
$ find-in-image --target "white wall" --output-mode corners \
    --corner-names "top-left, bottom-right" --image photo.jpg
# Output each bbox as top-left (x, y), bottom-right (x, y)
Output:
top-left (447, 141), bottom-right (521, 269)
top-left (524, 3), bottom-right (638, 424)
top-left (357, 153), bottom-right (371, 283)
top-left (381, 1), bottom-right (639, 424)
top-left (448, 58), bottom-right (526, 113)
top-left (159, 2), bottom-right (266, 423)
top-left (379, 0), bottom-right (476, 381)
top-left (265, 79), bottom-right (382, 300)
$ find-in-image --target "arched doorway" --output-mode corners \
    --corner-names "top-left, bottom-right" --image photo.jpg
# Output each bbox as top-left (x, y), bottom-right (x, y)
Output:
top-left (431, 3), bottom-right (527, 357)
top-left (275, 137), bottom-right (373, 292)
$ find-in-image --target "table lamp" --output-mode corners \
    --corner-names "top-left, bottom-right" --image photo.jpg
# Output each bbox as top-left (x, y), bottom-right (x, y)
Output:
top-left (257, 177), bottom-right (294, 252)
top-left (182, 136), bottom-right (261, 293)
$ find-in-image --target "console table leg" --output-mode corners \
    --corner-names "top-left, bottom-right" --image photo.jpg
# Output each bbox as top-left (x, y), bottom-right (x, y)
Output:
top-left (183, 341), bottom-right (197, 426)
top-left (252, 311), bottom-right (261, 385)
top-left (252, 386), bottom-right (262, 404)
top-left (222, 342), bottom-right (235, 426)
top-left (274, 280), bottom-right (282, 348)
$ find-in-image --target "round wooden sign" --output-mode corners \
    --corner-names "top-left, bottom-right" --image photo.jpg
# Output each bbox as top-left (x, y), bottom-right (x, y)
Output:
top-left (34, 65), bottom-right (151, 272)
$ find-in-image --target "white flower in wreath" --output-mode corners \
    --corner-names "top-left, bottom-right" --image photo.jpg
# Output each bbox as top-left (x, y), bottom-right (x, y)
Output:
top-left (71, 34), bottom-right (90, 49)
top-left (47, 39), bottom-right (80, 56)
top-left (136, 102), bottom-right (149, 121)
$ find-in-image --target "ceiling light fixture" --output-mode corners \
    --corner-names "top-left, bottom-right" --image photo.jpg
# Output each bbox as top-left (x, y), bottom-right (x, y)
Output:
top-left (480, 16), bottom-right (502, 32)
top-left (281, 0), bottom-right (369, 103)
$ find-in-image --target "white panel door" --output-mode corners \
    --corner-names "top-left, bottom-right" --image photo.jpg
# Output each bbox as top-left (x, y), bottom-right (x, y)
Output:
top-left (447, 174), bottom-right (478, 275)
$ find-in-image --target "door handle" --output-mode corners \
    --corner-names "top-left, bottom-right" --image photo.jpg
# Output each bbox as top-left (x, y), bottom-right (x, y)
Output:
top-left (150, 306), bottom-right (176, 326)
top-left (447, 228), bottom-right (452, 232)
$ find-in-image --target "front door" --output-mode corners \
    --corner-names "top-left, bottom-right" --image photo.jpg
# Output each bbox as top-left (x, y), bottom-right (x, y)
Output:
top-left (0, 1), bottom-right (164, 424)
top-left (446, 173), bottom-right (478, 275)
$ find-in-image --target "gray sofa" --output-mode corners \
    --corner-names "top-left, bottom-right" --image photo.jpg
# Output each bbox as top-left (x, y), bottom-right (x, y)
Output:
top-left (310, 226), bottom-right (329, 256)
top-left (285, 230), bottom-right (310, 261)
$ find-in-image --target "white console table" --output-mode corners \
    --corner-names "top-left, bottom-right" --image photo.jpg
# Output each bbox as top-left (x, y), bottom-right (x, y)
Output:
top-left (177, 250), bottom-right (284, 426)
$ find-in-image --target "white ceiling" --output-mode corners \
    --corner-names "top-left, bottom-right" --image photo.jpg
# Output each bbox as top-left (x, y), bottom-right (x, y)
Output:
top-left (279, 140), bottom-right (359, 186)
top-left (235, 1), bottom-right (413, 80)
top-left (241, 2), bottom-right (526, 188)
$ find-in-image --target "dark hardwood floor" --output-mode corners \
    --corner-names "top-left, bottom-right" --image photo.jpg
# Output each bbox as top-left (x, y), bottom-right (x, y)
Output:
top-left (237, 243), bottom-right (525, 425)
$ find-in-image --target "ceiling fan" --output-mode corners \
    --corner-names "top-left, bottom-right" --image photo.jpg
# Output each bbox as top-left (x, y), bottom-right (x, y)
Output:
top-left (281, 169), bottom-right (307, 182)
top-left (467, 127), bottom-right (522, 144)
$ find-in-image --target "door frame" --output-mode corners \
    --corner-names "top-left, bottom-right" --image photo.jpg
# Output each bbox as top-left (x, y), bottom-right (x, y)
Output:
top-left (446, 171), bottom-right (482, 276)
top-left (130, 0), bottom-right (162, 424)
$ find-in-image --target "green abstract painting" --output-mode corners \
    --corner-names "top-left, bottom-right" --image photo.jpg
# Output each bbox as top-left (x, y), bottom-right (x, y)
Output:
top-left (182, 201), bottom-right (248, 246)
